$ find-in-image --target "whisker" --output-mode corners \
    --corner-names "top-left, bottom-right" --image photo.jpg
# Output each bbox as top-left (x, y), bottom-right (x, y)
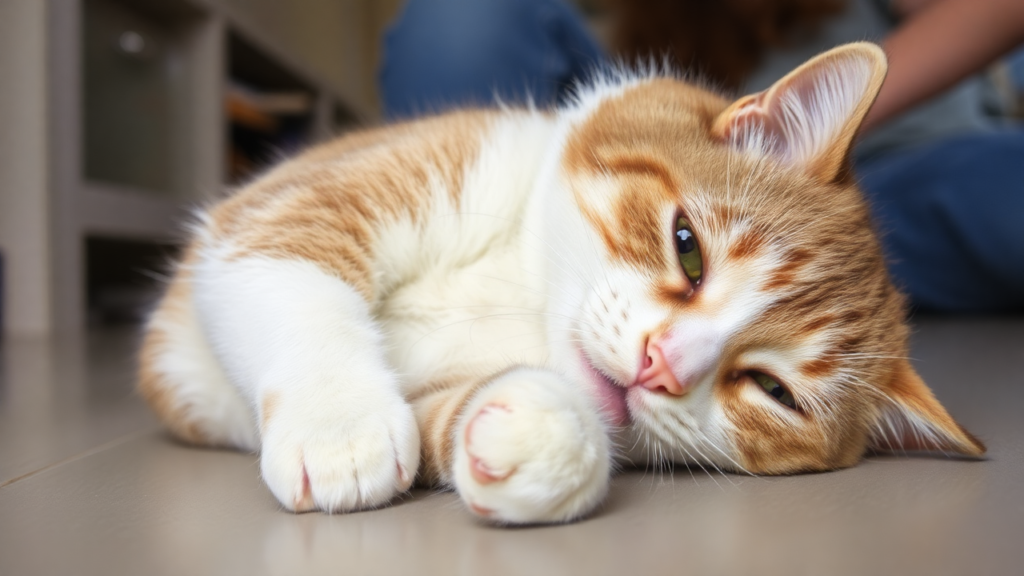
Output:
top-left (649, 420), bottom-right (723, 490)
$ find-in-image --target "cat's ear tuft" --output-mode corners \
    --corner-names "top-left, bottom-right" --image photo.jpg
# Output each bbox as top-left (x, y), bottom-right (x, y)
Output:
top-left (869, 360), bottom-right (986, 458)
top-left (711, 42), bottom-right (887, 182)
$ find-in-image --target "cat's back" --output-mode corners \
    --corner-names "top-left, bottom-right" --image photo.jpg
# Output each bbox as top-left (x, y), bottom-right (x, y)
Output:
top-left (216, 108), bottom-right (559, 392)
top-left (195, 108), bottom-right (556, 295)
top-left (209, 109), bottom-right (502, 238)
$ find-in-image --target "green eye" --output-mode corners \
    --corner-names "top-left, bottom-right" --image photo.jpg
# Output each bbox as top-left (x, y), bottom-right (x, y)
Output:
top-left (754, 373), bottom-right (796, 410)
top-left (674, 217), bottom-right (703, 283)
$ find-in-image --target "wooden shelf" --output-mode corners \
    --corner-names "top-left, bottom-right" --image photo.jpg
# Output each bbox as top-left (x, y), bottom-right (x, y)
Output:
top-left (80, 181), bottom-right (193, 241)
top-left (43, 0), bottom-right (374, 332)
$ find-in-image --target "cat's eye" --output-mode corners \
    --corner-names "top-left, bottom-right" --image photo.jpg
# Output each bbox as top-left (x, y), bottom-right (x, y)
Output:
top-left (754, 373), bottom-right (796, 410)
top-left (674, 216), bottom-right (703, 283)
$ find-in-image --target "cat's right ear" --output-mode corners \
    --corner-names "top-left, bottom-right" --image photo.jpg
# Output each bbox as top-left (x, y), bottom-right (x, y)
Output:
top-left (869, 360), bottom-right (986, 458)
top-left (711, 42), bottom-right (887, 183)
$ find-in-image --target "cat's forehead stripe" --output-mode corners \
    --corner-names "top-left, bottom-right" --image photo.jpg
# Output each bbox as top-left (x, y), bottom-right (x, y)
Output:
top-left (727, 227), bottom-right (767, 260)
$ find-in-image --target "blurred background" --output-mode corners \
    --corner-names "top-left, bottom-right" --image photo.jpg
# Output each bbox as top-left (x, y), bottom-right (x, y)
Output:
top-left (1, 0), bottom-right (1022, 340)
top-left (0, 0), bottom-right (406, 339)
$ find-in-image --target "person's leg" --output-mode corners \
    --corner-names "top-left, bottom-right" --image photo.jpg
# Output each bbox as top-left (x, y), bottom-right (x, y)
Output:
top-left (857, 130), bottom-right (1024, 312)
top-left (379, 0), bottom-right (605, 118)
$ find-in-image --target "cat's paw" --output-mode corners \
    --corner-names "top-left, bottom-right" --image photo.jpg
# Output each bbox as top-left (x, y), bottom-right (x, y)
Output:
top-left (259, 393), bottom-right (420, 513)
top-left (452, 368), bottom-right (611, 524)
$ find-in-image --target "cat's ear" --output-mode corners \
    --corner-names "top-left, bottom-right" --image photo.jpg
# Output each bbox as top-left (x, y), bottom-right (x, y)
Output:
top-left (869, 359), bottom-right (986, 457)
top-left (711, 42), bottom-right (887, 182)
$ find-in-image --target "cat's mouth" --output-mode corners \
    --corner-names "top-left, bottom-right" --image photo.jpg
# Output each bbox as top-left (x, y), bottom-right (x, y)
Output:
top-left (576, 346), bottom-right (631, 427)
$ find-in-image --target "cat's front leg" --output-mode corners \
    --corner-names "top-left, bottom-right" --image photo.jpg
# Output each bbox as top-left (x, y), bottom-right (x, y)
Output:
top-left (193, 255), bottom-right (419, 513)
top-left (452, 368), bottom-right (612, 524)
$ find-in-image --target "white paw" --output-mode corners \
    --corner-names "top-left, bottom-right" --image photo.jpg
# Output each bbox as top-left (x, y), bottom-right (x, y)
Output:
top-left (452, 369), bottom-right (611, 524)
top-left (260, 395), bottom-right (420, 513)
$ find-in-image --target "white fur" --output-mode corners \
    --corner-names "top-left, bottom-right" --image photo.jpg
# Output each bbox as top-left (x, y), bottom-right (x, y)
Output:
top-left (452, 368), bottom-right (610, 523)
top-left (377, 113), bottom-right (554, 387)
top-left (776, 59), bottom-right (872, 164)
top-left (191, 251), bottom-right (419, 512)
top-left (146, 280), bottom-right (258, 451)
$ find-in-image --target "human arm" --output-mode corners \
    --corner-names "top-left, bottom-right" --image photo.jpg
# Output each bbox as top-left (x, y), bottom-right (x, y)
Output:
top-left (861, 0), bottom-right (1024, 132)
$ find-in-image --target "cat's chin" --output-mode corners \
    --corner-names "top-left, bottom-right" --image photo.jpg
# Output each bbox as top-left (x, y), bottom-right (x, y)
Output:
top-left (575, 347), bottom-right (631, 427)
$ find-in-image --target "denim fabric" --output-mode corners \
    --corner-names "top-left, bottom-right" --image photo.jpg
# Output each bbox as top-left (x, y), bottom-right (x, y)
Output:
top-left (379, 0), bottom-right (604, 119)
top-left (858, 130), bottom-right (1024, 312)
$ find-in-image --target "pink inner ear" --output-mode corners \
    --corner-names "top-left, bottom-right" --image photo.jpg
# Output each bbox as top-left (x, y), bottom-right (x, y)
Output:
top-left (722, 94), bottom-right (787, 160)
top-left (873, 425), bottom-right (940, 454)
top-left (871, 405), bottom-right (984, 457)
top-left (872, 359), bottom-right (986, 458)
top-left (716, 48), bottom-right (883, 181)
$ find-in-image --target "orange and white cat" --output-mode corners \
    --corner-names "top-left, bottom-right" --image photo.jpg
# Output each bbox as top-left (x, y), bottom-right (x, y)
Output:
top-left (139, 43), bottom-right (984, 524)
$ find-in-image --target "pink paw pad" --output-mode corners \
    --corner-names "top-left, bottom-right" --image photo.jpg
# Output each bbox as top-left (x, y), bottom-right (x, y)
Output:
top-left (293, 463), bottom-right (315, 512)
top-left (465, 404), bottom-right (515, 484)
top-left (468, 502), bottom-right (494, 517)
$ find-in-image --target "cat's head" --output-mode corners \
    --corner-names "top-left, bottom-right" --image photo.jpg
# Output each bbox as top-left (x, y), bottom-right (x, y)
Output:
top-left (546, 43), bottom-right (985, 474)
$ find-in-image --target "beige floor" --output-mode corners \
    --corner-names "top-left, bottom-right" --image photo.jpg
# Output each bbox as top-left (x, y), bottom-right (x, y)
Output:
top-left (1, 317), bottom-right (1022, 576)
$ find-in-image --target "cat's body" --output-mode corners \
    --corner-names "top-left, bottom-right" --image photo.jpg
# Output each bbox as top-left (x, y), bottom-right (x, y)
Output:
top-left (139, 44), bottom-right (984, 524)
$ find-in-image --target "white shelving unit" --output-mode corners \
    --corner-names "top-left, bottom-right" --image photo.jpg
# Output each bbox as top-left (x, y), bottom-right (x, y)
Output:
top-left (42, 0), bottom-right (375, 333)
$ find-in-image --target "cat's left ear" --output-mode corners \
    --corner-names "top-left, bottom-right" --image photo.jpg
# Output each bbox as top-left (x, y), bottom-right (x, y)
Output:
top-left (711, 42), bottom-right (887, 183)
top-left (869, 359), bottom-right (986, 457)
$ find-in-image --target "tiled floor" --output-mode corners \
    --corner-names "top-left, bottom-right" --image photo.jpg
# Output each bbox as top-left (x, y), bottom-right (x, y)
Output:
top-left (1, 317), bottom-right (1022, 576)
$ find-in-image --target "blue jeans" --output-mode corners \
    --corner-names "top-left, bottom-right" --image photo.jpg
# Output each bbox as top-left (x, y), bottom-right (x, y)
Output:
top-left (857, 132), bottom-right (1024, 312)
top-left (379, 0), bottom-right (1024, 312)
top-left (379, 0), bottom-right (604, 118)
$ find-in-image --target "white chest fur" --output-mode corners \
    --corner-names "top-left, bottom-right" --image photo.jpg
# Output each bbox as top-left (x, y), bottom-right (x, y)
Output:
top-left (374, 112), bottom-right (559, 393)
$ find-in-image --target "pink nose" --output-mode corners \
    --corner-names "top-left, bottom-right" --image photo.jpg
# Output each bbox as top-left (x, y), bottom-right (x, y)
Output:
top-left (636, 338), bottom-right (685, 395)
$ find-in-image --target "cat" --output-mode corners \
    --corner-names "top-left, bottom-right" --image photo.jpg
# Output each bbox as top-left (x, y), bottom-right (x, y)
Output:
top-left (139, 42), bottom-right (984, 525)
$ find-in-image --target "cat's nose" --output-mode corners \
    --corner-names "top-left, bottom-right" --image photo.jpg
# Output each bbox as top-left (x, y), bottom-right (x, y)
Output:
top-left (636, 337), bottom-right (685, 396)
